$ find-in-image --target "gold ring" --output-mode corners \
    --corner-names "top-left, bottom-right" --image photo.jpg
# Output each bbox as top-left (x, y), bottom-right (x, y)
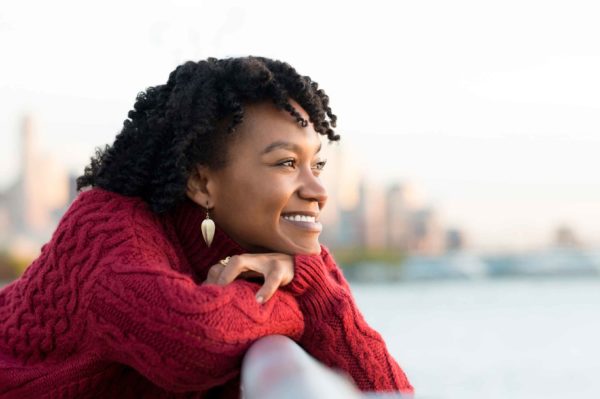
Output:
top-left (219, 256), bottom-right (231, 267)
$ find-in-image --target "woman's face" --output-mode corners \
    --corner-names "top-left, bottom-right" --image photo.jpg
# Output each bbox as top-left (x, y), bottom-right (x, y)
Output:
top-left (188, 100), bottom-right (329, 255)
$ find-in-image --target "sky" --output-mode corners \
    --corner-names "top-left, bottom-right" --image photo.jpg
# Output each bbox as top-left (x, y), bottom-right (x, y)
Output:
top-left (1, 0), bottom-right (599, 251)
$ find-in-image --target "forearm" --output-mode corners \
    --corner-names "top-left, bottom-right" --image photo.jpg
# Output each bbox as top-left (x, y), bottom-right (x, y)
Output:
top-left (89, 269), bottom-right (304, 392)
top-left (287, 248), bottom-right (414, 393)
top-left (298, 297), bottom-right (413, 392)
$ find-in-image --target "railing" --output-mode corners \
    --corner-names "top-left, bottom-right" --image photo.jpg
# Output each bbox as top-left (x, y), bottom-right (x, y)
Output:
top-left (241, 335), bottom-right (406, 399)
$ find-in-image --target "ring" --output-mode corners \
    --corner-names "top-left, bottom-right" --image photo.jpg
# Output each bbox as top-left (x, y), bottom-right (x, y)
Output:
top-left (219, 256), bottom-right (231, 266)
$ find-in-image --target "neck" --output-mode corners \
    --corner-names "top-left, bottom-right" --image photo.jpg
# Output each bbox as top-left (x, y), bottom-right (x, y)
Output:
top-left (167, 197), bottom-right (246, 280)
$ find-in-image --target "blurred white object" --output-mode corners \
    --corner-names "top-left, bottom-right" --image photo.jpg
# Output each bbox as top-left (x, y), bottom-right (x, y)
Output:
top-left (241, 335), bottom-right (407, 399)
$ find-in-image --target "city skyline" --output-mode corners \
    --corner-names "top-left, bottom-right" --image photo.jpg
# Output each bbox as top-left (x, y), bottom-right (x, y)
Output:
top-left (1, 0), bottom-right (599, 251)
top-left (0, 114), bottom-right (460, 259)
top-left (0, 113), bottom-right (591, 257)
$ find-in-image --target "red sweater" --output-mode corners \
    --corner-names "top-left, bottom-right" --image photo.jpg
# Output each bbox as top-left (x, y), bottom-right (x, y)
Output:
top-left (0, 188), bottom-right (413, 398)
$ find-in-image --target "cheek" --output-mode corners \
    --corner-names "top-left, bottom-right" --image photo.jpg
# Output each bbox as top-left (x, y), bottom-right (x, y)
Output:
top-left (249, 178), bottom-right (292, 223)
top-left (216, 172), bottom-right (291, 229)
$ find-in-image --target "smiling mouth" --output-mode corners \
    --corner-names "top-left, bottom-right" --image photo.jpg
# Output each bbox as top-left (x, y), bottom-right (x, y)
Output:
top-left (282, 214), bottom-right (316, 223)
top-left (280, 214), bottom-right (322, 232)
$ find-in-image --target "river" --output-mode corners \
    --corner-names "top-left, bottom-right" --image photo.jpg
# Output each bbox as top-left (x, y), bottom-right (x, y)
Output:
top-left (352, 277), bottom-right (600, 399)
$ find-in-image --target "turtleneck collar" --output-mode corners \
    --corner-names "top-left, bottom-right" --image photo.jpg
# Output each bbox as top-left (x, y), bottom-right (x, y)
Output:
top-left (166, 197), bottom-right (247, 281)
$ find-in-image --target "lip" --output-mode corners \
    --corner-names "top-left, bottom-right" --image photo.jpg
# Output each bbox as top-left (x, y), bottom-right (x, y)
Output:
top-left (280, 215), bottom-right (323, 233)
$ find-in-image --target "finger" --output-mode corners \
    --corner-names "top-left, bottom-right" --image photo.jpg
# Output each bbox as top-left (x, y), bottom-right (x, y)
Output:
top-left (204, 264), bottom-right (225, 285)
top-left (255, 268), bottom-right (284, 304)
top-left (216, 256), bottom-right (248, 286)
top-left (239, 270), bottom-right (263, 280)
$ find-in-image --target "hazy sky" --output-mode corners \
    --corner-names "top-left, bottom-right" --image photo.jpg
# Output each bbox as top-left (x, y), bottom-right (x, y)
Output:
top-left (1, 0), bottom-right (599, 250)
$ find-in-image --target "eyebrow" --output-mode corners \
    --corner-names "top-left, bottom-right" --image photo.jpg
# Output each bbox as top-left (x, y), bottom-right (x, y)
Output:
top-left (261, 140), bottom-right (322, 155)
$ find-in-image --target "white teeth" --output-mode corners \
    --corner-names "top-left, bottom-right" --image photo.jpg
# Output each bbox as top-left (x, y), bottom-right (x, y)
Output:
top-left (282, 214), bottom-right (316, 223)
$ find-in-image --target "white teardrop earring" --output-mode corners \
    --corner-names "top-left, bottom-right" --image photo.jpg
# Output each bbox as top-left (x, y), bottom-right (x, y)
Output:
top-left (201, 203), bottom-right (215, 247)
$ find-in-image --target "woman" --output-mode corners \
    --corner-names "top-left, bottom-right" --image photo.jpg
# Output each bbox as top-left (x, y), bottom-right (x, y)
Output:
top-left (0, 56), bottom-right (413, 398)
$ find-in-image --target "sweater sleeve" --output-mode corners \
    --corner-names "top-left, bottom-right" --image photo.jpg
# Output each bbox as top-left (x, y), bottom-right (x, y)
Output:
top-left (88, 254), bottom-right (304, 393)
top-left (285, 245), bottom-right (414, 395)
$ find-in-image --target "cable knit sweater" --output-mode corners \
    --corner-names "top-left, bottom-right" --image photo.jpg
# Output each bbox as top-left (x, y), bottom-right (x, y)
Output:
top-left (0, 188), bottom-right (413, 398)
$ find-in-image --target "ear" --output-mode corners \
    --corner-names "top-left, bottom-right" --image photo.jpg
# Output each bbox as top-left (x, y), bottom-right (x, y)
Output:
top-left (186, 164), bottom-right (215, 208)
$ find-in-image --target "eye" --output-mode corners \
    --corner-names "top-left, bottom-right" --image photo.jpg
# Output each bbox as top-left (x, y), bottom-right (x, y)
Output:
top-left (313, 160), bottom-right (327, 171)
top-left (278, 159), bottom-right (296, 168)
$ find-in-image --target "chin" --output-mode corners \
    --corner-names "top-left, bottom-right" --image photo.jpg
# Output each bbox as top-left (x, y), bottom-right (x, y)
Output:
top-left (249, 240), bottom-right (320, 255)
top-left (265, 231), bottom-right (322, 255)
top-left (288, 240), bottom-right (321, 255)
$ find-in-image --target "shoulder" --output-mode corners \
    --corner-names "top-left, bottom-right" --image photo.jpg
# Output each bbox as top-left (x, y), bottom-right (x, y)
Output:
top-left (58, 188), bottom-right (173, 270)
top-left (67, 187), bottom-right (166, 233)
top-left (68, 187), bottom-right (149, 223)
top-left (57, 188), bottom-right (146, 250)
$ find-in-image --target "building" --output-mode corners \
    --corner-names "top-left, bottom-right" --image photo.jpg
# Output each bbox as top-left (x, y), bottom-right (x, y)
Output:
top-left (446, 228), bottom-right (467, 252)
top-left (385, 183), bottom-right (424, 252)
top-left (411, 207), bottom-right (446, 255)
top-left (553, 224), bottom-right (581, 248)
top-left (0, 114), bottom-right (70, 259)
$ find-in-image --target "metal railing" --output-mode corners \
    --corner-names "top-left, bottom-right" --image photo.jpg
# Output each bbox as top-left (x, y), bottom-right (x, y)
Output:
top-left (241, 335), bottom-right (407, 399)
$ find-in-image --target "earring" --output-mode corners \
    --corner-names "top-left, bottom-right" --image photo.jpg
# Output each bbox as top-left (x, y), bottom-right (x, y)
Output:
top-left (201, 202), bottom-right (215, 247)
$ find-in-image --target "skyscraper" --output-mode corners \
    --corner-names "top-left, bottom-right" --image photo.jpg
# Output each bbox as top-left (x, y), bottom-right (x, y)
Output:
top-left (0, 114), bottom-right (69, 258)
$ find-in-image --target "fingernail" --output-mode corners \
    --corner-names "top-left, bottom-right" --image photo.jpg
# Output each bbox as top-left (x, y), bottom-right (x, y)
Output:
top-left (256, 295), bottom-right (264, 304)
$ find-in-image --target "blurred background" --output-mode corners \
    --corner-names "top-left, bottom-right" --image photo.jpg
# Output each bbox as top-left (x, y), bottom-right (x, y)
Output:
top-left (1, 0), bottom-right (599, 398)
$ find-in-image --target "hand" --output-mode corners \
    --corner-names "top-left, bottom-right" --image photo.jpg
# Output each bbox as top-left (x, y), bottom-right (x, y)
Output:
top-left (203, 253), bottom-right (294, 304)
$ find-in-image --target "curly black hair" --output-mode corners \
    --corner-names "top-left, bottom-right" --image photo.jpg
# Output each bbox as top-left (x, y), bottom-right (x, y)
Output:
top-left (76, 56), bottom-right (340, 214)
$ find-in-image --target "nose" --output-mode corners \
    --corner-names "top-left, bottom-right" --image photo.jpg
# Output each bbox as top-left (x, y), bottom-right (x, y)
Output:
top-left (297, 167), bottom-right (328, 209)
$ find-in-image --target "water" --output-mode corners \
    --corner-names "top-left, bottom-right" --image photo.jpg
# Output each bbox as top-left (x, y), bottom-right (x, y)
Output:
top-left (351, 277), bottom-right (600, 399)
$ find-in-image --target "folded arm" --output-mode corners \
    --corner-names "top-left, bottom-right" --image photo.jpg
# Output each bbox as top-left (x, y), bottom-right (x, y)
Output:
top-left (88, 262), bottom-right (304, 393)
top-left (285, 246), bottom-right (414, 394)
